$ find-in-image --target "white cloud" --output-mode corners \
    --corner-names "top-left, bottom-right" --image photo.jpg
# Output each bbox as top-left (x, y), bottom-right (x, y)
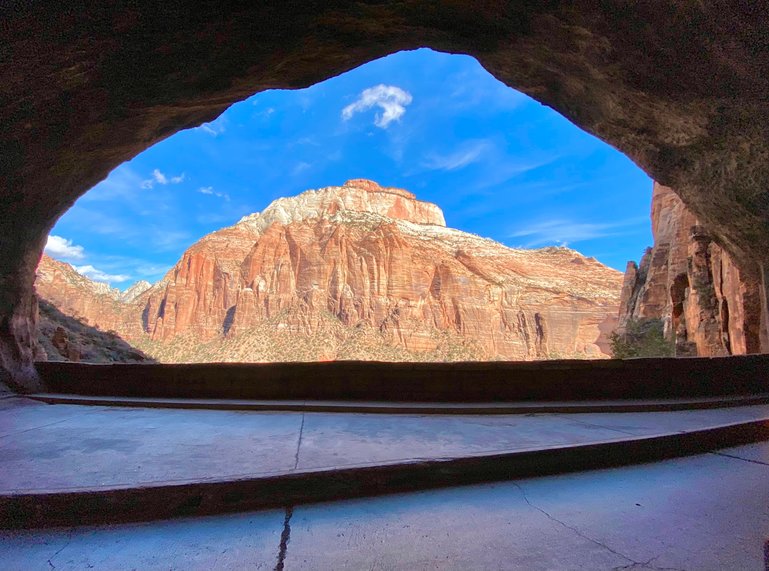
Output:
top-left (422, 140), bottom-right (490, 171)
top-left (509, 217), bottom-right (647, 247)
top-left (196, 116), bottom-right (227, 137)
top-left (142, 169), bottom-right (185, 189)
top-left (292, 162), bottom-right (311, 175)
top-left (252, 105), bottom-right (276, 119)
top-left (198, 186), bottom-right (230, 201)
top-left (74, 265), bottom-right (131, 284)
top-left (45, 235), bottom-right (85, 260)
top-left (342, 84), bottom-right (413, 128)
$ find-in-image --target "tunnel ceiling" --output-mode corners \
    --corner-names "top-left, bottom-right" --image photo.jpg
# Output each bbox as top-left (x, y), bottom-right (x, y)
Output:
top-left (1, 1), bottom-right (769, 387)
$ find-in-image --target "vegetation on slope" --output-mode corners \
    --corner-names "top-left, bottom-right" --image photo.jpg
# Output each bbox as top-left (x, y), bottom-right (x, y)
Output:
top-left (37, 298), bottom-right (154, 363)
top-left (609, 318), bottom-right (674, 359)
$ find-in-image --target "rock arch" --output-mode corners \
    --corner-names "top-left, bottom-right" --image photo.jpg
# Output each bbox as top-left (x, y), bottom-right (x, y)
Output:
top-left (2, 1), bottom-right (769, 389)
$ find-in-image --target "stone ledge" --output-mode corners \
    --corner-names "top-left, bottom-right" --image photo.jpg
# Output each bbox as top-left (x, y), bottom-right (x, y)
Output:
top-left (3, 416), bottom-right (768, 529)
top-left (26, 392), bottom-right (769, 415)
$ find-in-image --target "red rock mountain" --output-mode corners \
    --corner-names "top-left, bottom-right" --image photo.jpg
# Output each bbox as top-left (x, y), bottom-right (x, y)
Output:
top-left (34, 259), bottom-right (153, 362)
top-left (617, 183), bottom-right (764, 356)
top-left (36, 179), bottom-right (623, 362)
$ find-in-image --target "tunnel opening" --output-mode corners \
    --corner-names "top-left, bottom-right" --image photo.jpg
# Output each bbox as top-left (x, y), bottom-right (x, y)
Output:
top-left (35, 48), bottom-right (656, 366)
top-left (1, 1), bottom-right (768, 392)
top-left (3, 8), bottom-right (769, 562)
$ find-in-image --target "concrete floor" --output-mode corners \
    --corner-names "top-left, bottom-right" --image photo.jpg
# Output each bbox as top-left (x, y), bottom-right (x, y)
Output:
top-left (2, 397), bottom-right (769, 493)
top-left (1, 442), bottom-right (767, 570)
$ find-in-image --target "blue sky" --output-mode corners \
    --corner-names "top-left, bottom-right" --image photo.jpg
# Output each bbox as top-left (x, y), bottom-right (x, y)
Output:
top-left (46, 48), bottom-right (652, 289)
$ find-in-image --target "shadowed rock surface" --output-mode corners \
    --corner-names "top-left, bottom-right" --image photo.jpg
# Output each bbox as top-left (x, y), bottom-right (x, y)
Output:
top-left (37, 299), bottom-right (153, 364)
top-left (2, 1), bottom-right (769, 387)
top-left (36, 180), bottom-right (622, 362)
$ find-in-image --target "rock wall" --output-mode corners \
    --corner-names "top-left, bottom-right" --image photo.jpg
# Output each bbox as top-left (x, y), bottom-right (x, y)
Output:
top-left (35, 255), bottom-right (150, 336)
top-left (38, 180), bottom-right (623, 362)
top-left (618, 183), bottom-right (764, 356)
top-left (37, 299), bottom-right (153, 364)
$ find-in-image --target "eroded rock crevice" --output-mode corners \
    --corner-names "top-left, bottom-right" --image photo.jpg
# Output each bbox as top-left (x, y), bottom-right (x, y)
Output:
top-left (618, 183), bottom-right (767, 356)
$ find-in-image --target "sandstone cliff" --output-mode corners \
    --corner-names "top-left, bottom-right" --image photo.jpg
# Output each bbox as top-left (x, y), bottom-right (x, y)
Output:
top-left (34, 256), bottom-right (153, 362)
top-left (37, 180), bottom-right (623, 362)
top-left (37, 299), bottom-right (153, 364)
top-left (618, 183), bottom-right (763, 356)
top-left (35, 254), bottom-right (150, 334)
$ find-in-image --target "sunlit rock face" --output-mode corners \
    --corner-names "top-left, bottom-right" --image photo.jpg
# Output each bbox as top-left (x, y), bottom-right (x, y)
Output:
top-left (618, 183), bottom-right (763, 356)
top-left (36, 180), bottom-right (623, 362)
top-left (36, 256), bottom-right (150, 334)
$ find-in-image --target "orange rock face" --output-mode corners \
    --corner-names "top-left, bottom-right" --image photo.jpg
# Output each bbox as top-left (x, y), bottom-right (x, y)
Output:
top-left (35, 255), bottom-right (125, 332)
top-left (618, 183), bottom-right (763, 356)
top-left (37, 180), bottom-right (623, 362)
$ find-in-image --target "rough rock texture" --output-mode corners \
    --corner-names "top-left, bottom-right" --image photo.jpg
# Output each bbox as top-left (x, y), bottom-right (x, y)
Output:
top-left (618, 183), bottom-right (763, 357)
top-left (3, 2), bottom-right (769, 385)
top-left (36, 255), bottom-right (123, 329)
top-left (35, 255), bottom-right (157, 339)
top-left (37, 299), bottom-right (153, 364)
top-left (37, 180), bottom-right (622, 362)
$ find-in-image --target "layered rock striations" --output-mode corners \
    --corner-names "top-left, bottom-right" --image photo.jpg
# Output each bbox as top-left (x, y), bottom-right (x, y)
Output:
top-left (618, 183), bottom-right (763, 357)
top-left (34, 257), bottom-right (153, 363)
top-left (37, 180), bottom-right (623, 362)
top-left (35, 255), bottom-right (151, 334)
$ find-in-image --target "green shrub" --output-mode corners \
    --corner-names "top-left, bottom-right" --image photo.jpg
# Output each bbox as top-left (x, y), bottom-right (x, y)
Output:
top-left (610, 318), bottom-right (674, 359)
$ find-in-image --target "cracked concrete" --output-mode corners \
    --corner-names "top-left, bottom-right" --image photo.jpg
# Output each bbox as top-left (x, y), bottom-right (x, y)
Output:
top-left (281, 443), bottom-right (769, 570)
top-left (1, 442), bottom-right (767, 569)
top-left (275, 507), bottom-right (294, 571)
top-left (514, 483), bottom-right (686, 571)
top-left (45, 532), bottom-right (71, 569)
top-left (710, 450), bottom-right (769, 467)
top-left (513, 482), bottom-right (636, 564)
top-left (611, 558), bottom-right (685, 571)
top-left (293, 415), bottom-right (305, 471)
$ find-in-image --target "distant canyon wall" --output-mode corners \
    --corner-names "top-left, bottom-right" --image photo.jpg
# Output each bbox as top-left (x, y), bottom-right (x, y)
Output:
top-left (618, 183), bottom-right (764, 356)
top-left (36, 180), bottom-right (623, 363)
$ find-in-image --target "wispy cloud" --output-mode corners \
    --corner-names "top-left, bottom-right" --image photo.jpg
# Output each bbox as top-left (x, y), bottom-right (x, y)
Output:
top-left (342, 85), bottom-right (413, 128)
top-left (60, 207), bottom-right (192, 254)
top-left (82, 254), bottom-right (174, 285)
top-left (509, 217), bottom-right (647, 247)
top-left (74, 264), bottom-right (131, 284)
top-left (446, 68), bottom-right (529, 111)
top-left (422, 140), bottom-right (491, 171)
top-left (291, 162), bottom-right (311, 176)
top-left (44, 235), bottom-right (85, 261)
top-left (196, 115), bottom-right (227, 137)
top-left (142, 169), bottom-right (185, 189)
top-left (152, 169), bottom-right (169, 185)
top-left (198, 186), bottom-right (230, 201)
top-left (83, 166), bottom-right (150, 200)
top-left (150, 230), bottom-right (193, 252)
top-left (470, 156), bottom-right (562, 191)
top-left (251, 104), bottom-right (276, 119)
top-left (134, 264), bottom-right (170, 278)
